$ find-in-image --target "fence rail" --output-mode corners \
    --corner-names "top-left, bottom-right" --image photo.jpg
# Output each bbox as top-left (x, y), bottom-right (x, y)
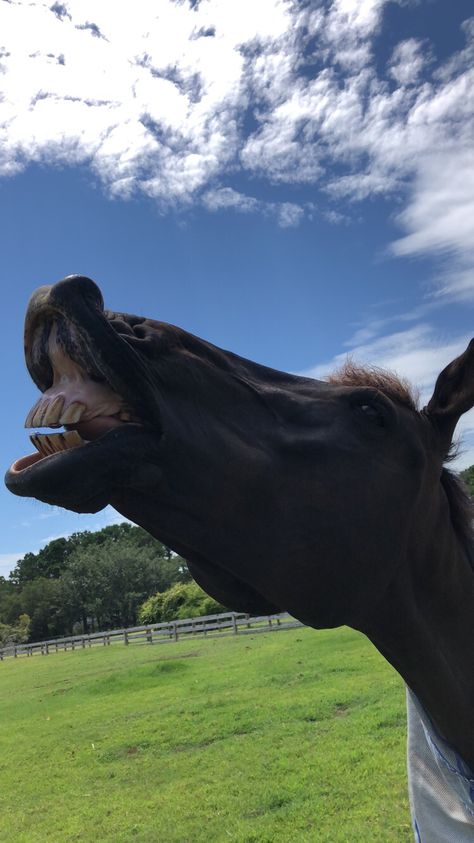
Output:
top-left (0, 612), bottom-right (303, 660)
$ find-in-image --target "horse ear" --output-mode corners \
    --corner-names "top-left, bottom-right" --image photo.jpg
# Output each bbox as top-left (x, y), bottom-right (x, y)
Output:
top-left (426, 339), bottom-right (474, 449)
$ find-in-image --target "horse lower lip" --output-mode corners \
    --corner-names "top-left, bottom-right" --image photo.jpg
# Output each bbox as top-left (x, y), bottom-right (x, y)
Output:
top-left (9, 452), bottom-right (43, 473)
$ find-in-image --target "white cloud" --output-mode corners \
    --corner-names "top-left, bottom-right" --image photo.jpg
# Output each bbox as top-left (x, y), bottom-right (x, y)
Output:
top-left (391, 149), bottom-right (474, 259)
top-left (276, 202), bottom-right (305, 228)
top-left (0, 0), bottom-right (474, 283)
top-left (202, 187), bottom-right (259, 213)
top-left (0, 552), bottom-right (24, 578)
top-left (323, 0), bottom-right (386, 69)
top-left (202, 186), bottom-right (304, 227)
top-left (388, 38), bottom-right (428, 86)
top-left (390, 148), bottom-right (474, 299)
top-left (0, 0), bottom-right (294, 202)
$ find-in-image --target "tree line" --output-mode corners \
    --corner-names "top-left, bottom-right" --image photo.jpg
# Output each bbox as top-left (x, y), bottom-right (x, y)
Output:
top-left (0, 523), bottom-right (225, 646)
top-left (461, 464), bottom-right (474, 497)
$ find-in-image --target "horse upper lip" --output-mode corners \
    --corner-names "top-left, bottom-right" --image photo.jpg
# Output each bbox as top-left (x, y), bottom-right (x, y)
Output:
top-left (24, 277), bottom-right (162, 432)
top-left (24, 318), bottom-right (140, 433)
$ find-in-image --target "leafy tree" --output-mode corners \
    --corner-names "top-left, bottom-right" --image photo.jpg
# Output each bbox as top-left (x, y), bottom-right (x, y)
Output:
top-left (0, 614), bottom-right (30, 647)
top-left (460, 465), bottom-right (474, 497)
top-left (0, 576), bottom-right (15, 595)
top-left (0, 577), bottom-right (20, 625)
top-left (4, 522), bottom-right (193, 641)
top-left (9, 538), bottom-right (73, 585)
top-left (9, 524), bottom-right (178, 587)
top-left (138, 592), bottom-right (167, 624)
top-left (60, 549), bottom-right (109, 634)
top-left (0, 590), bottom-right (23, 627)
top-left (139, 582), bottom-right (226, 624)
top-left (18, 578), bottom-right (70, 641)
top-left (60, 539), bottom-right (189, 633)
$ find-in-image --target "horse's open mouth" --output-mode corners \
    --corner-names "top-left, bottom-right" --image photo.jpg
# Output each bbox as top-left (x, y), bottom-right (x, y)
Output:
top-left (10, 318), bottom-right (143, 477)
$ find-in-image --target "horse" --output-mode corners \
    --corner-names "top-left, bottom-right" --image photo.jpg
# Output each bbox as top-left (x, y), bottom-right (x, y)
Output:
top-left (6, 275), bottom-right (474, 839)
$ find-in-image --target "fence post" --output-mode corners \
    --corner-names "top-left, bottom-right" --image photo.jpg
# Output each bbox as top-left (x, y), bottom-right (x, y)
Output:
top-left (172, 622), bottom-right (178, 642)
top-left (14, 645), bottom-right (18, 658)
top-left (124, 630), bottom-right (129, 645)
top-left (232, 613), bottom-right (238, 635)
top-left (146, 628), bottom-right (153, 645)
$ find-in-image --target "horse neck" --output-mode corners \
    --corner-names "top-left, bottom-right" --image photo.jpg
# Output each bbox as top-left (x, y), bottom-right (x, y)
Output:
top-left (363, 512), bottom-right (474, 771)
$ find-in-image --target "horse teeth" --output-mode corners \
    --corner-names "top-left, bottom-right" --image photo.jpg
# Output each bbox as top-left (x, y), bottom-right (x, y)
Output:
top-left (42, 395), bottom-right (64, 426)
top-left (59, 402), bottom-right (86, 424)
top-left (30, 434), bottom-right (50, 457)
top-left (31, 402), bottom-right (47, 427)
top-left (54, 434), bottom-right (68, 452)
top-left (29, 430), bottom-right (86, 457)
top-left (25, 402), bottom-right (40, 428)
top-left (38, 440), bottom-right (50, 457)
top-left (42, 435), bottom-right (56, 455)
top-left (38, 400), bottom-right (54, 427)
top-left (30, 434), bottom-right (43, 454)
top-left (62, 430), bottom-right (84, 448)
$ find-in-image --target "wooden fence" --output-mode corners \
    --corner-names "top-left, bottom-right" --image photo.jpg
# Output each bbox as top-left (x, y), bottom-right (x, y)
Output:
top-left (0, 611), bottom-right (303, 660)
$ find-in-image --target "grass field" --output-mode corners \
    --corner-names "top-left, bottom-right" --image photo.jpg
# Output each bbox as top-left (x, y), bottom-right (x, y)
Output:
top-left (0, 626), bottom-right (413, 842)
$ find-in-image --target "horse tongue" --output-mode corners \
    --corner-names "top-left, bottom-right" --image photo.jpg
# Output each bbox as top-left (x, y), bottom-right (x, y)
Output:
top-left (71, 416), bottom-right (124, 441)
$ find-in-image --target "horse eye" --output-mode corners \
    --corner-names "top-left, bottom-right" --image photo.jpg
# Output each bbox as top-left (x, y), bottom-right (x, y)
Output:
top-left (358, 403), bottom-right (385, 426)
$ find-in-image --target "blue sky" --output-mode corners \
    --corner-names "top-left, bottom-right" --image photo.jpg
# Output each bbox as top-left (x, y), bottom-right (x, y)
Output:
top-left (1, 0), bottom-right (474, 577)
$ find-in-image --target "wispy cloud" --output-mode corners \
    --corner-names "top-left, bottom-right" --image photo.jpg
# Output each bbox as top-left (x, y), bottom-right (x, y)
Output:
top-left (302, 323), bottom-right (474, 468)
top-left (388, 38), bottom-right (430, 87)
top-left (202, 187), bottom-right (304, 227)
top-left (0, 552), bottom-right (25, 578)
top-left (390, 148), bottom-right (474, 299)
top-left (304, 324), bottom-right (468, 392)
top-left (1, 2), bottom-right (474, 291)
top-left (0, 509), bottom-right (133, 577)
top-left (19, 509), bottom-right (61, 528)
top-left (39, 506), bottom-right (133, 545)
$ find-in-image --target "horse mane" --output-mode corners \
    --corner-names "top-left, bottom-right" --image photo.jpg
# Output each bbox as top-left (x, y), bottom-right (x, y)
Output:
top-left (327, 361), bottom-right (474, 569)
top-left (440, 469), bottom-right (474, 569)
top-left (326, 360), bottom-right (419, 411)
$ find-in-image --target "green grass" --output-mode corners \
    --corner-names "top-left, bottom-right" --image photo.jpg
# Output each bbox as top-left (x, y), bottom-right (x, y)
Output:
top-left (0, 627), bottom-right (412, 842)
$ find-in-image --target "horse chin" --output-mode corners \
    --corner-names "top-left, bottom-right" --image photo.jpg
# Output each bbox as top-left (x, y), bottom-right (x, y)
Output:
top-left (186, 557), bottom-right (282, 616)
